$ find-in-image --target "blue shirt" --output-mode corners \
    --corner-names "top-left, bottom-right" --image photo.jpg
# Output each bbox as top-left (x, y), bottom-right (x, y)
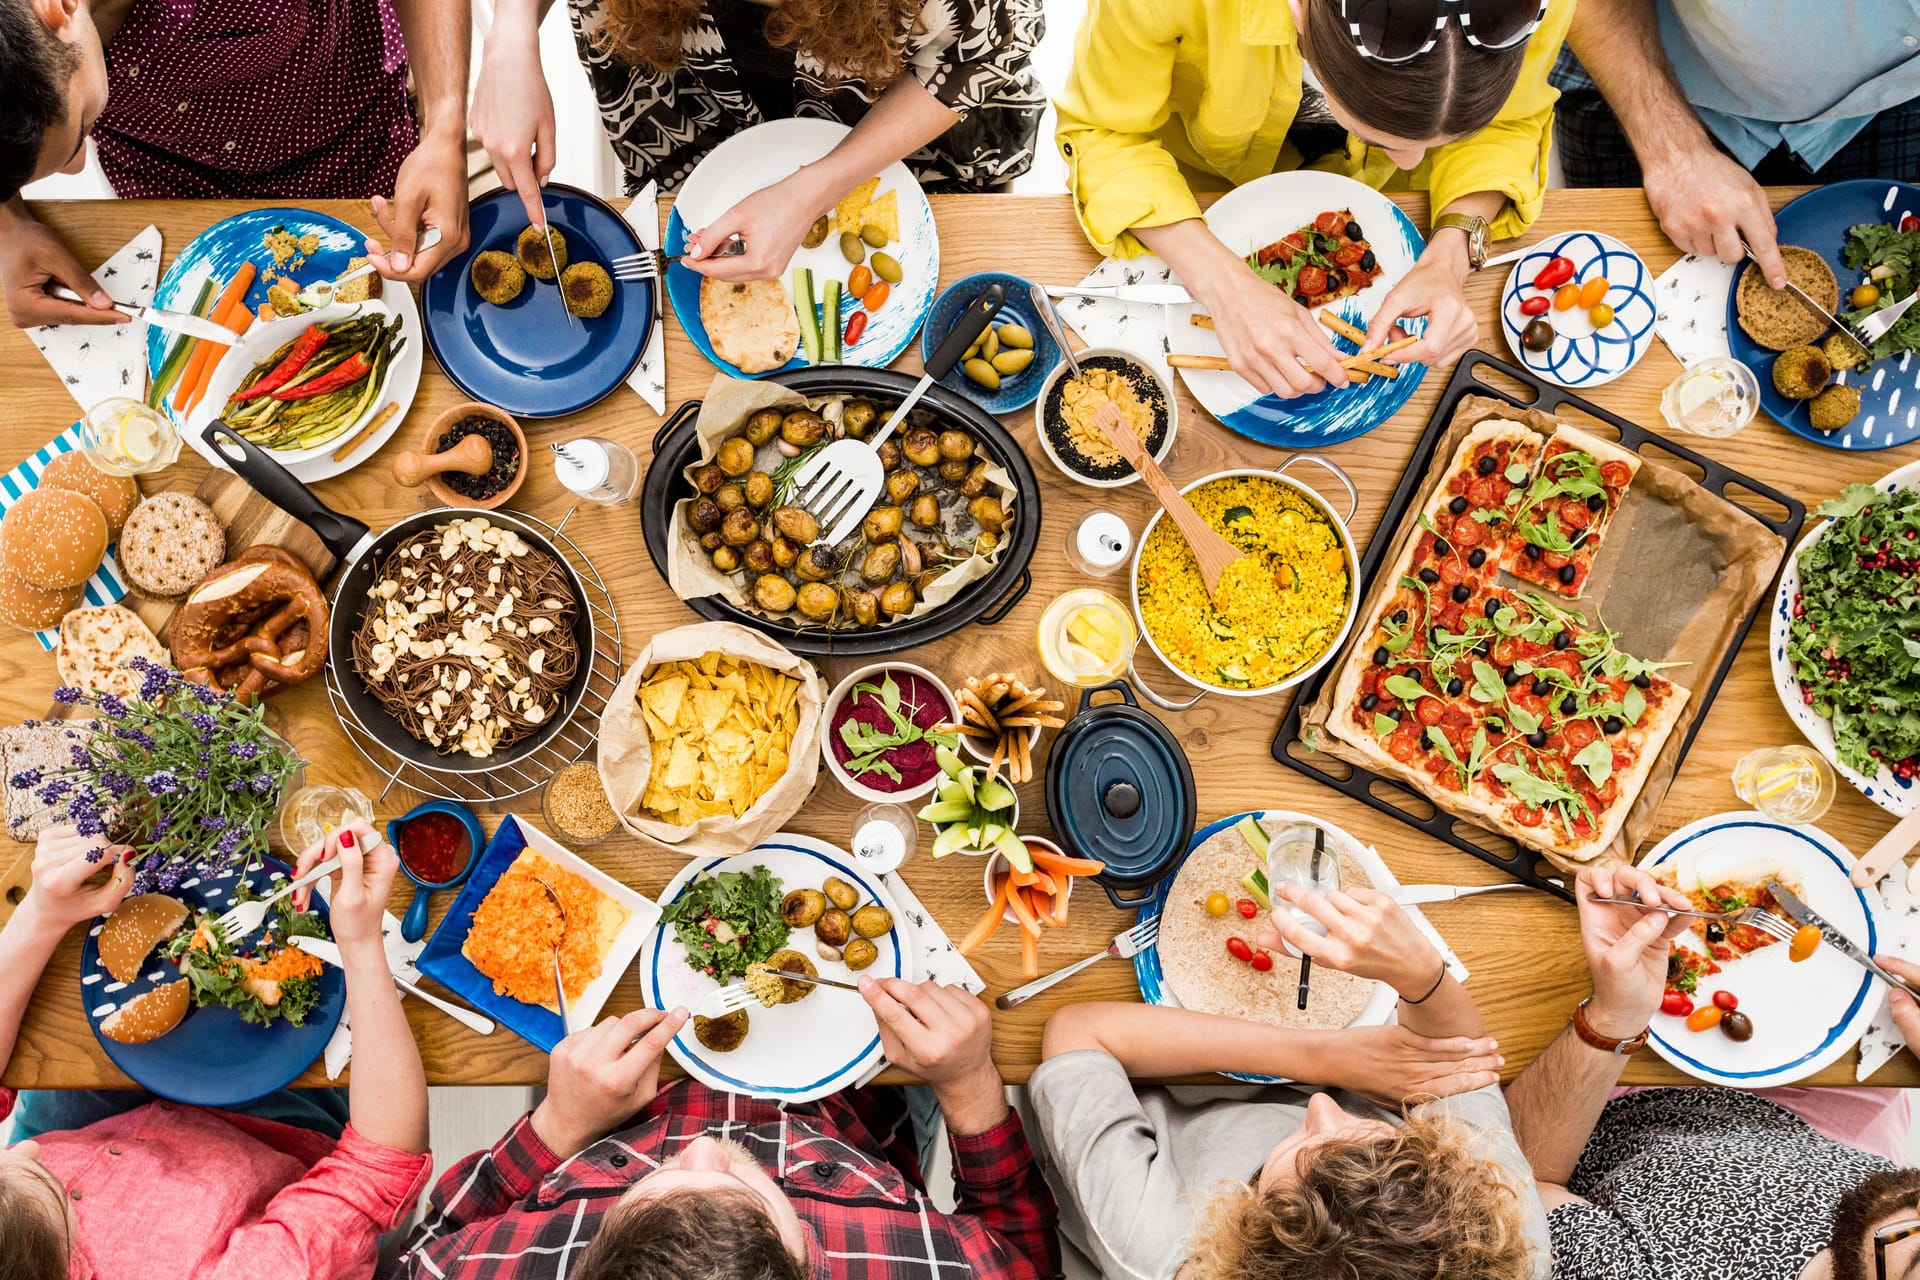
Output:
top-left (1556, 1), bottom-right (1920, 171)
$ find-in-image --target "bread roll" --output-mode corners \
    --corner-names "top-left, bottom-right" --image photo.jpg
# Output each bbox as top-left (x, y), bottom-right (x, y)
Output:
top-left (0, 566), bottom-right (85, 630)
top-left (41, 452), bottom-right (139, 540)
top-left (98, 893), bottom-right (189, 983)
top-left (99, 979), bottom-right (190, 1045)
top-left (0, 487), bottom-right (107, 589)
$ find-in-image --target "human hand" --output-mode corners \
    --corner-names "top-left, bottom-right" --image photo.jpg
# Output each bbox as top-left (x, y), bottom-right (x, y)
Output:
top-left (1257, 881), bottom-right (1443, 994)
top-left (1643, 147), bottom-right (1783, 286)
top-left (1362, 251), bottom-right (1473, 369)
top-left (0, 205), bottom-right (126, 329)
top-left (1328, 1024), bottom-right (1504, 1106)
top-left (1573, 864), bottom-right (1691, 1039)
top-left (1193, 261), bottom-right (1351, 398)
top-left (365, 129), bottom-right (469, 281)
top-left (472, 24), bottom-right (556, 231)
top-left (1880, 956), bottom-right (1920, 1064)
top-left (533, 1007), bottom-right (689, 1158)
top-left (861, 976), bottom-right (1007, 1134)
top-left (18, 825), bottom-right (135, 933)
top-left (684, 172), bottom-right (834, 282)
top-left (293, 822), bottom-right (393, 957)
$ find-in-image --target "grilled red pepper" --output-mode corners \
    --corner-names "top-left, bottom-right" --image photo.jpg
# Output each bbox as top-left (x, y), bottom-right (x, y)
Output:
top-left (273, 352), bottom-right (372, 401)
top-left (230, 324), bottom-right (328, 401)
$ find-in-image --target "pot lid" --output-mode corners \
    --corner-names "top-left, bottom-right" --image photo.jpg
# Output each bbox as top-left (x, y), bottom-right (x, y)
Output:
top-left (1046, 683), bottom-right (1195, 888)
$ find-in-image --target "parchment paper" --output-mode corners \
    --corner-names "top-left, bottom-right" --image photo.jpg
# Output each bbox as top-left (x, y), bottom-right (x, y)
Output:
top-left (1299, 394), bottom-right (1786, 872)
top-left (666, 373), bottom-right (1015, 627)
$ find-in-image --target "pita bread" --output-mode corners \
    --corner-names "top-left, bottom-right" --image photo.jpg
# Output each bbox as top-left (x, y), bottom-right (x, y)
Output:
top-left (701, 278), bottom-right (799, 375)
top-left (57, 605), bottom-right (166, 700)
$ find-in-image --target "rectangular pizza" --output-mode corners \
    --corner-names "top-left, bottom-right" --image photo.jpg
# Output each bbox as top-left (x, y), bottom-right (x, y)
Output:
top-left (1248, 208), bottom-right (1385, 310)
top-left (1499, 426), bottom-right (1641, 597)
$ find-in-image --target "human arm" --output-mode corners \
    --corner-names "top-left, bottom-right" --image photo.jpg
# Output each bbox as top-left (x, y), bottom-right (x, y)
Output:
top-left (0, 198), bottom-right (128, 328)
top-left (1563, 0), bottom-right (1783, 282)
top-left (366, 0), bottom-right (474, 280)
top-left (0, 827), bottom-right (134, 1076)
top-left (472, 0), bottom-right (562, 230)
top-left (1503, 864), bottom-right (1689, 1207)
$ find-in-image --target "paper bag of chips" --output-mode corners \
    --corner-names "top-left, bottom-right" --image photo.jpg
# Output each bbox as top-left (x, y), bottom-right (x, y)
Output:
top-left (598, 621), bottom-right (825, 856)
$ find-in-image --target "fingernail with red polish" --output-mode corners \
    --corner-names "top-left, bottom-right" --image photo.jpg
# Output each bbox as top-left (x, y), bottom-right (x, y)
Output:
top-left (340, 829), bottom-right (355, 848)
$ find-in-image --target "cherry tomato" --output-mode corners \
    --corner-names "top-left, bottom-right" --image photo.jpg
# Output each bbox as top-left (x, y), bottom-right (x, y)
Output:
top-left (1589, 302), bottom-right (1615, 329)
top-left (843, 310), bottom-right (868, 347)
top-left (1577, 276), bottom-right (1610, 308)
top-left (1519, 295), bottom-right (1551, 316)
top-left (1788, 923), bottom-right (1822, 962)
top-left (1532, 256), bottom-right (1575, 290)
top-left (1236, 897), bottom-right (1259, 919)
top-left (1659, 991), bottom-right (1694, 1017)
top-left (1226, 936), bottom-right (1254, 963)
top-left (1249, 951), bottom-right (1274, 972)
top-left (1711, 989), bottom-right (1739, 1012)
top-left (1205, 891), bottom-right (1230, 917)
top-left (1553, 283), bottom-right (1581, 311)
top-left (1314, 210), bottom-right (1347, 235)
top-left (1686, 1004), bottom-right (1723, 1033)
top-left (1903, 213), bottom-right (1920, 233)
top-left (863, 281), bottom-right (890, 312)
top-left (1521, 318), bottom-right (1556, 352)
top-left (1297, 265), bottom-right (1330, 297)
top-left (848, 265), bottom-right (873, 297)
top-left (1851, 283), bottom-right (1882, 309)
top-left (1721, 1010), bottom-right (1754, 1042)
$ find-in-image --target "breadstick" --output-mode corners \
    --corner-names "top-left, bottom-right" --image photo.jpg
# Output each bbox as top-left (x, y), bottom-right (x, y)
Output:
top-left (1316, 311), bottom-right (1369, 345)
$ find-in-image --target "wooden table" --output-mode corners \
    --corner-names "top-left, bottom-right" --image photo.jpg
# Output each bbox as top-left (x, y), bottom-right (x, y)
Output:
top-left (3, 189), bottom-right (1914, 1090)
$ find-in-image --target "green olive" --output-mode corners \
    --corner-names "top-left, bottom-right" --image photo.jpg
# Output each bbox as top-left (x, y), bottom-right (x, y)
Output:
top-left (839, 232), bottom-right (865, 265)
top-left (963, 358), bottom-right (1001, 389)
top-left (870, 252), bottom-right (902, 284)
top-left (860, 224), bottom-right (889, 248)
top-left (980, 328), bottom-right (1000, 362)
top-left (991, 348), bottom-right (1034, 377)
top-left (964, 338), bottom-right (983, 361)
top-left (995, 322), bottom-right (1033, 350)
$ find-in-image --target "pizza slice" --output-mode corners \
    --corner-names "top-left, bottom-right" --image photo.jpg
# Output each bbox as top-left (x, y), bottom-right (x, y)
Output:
top-left (1424, 420), bottom-right (1544, 574)
top-left (1248, 209), bottom-right (1385, 310)
top-left (1649, 858), bottom-right (1803, 966)
top-left (1499, 426), bottom-right (1640, 597)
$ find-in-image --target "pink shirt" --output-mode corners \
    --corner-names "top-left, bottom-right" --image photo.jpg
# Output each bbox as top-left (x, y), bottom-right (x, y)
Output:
top-left (0, 1090), bottom-right (431, 1280)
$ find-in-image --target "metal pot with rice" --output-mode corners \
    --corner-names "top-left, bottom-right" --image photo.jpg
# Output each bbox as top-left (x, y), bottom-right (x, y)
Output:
top-left (1129, 458), bottom-right (1361, 703)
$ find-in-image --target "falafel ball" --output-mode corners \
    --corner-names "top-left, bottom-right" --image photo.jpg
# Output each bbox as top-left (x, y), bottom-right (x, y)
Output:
top-left (516, 224), bottom-right (568, 280)
top-left (1809, 383), bottom-right (1863, 432)
top-left (560, 262), bottom-right (614, 318)
top-left (1822, 331), bottom-right (1870, 374)
top-left (1771, 345), bottom-right (1831, 401)
top-left (470, 250), bottom-right (527, 306)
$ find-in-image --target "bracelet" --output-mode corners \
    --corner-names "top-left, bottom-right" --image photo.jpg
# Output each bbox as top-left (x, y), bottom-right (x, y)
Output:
top-left (1400, 960), bottom-right (1447, 1005)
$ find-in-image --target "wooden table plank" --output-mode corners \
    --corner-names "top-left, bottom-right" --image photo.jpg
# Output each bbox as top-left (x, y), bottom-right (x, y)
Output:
top-left (3, 188), bottom-right (1916, 1090)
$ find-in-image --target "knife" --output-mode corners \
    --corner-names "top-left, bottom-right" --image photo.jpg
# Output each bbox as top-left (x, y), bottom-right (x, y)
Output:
top-left (539, 195), bottom-right (577, 331)
top-left (1047, 283), bottom-right (1195, 306)
top-left (1740, 242), bottom-right (1872, 347)
top-left (1389, 882), bottom-right (1542, 906)
top-left (1764, 879), bottom-right (1920, 1000)
top-left (290, 935), bottom-right (497, 1035)
top-left (47, 287), bottom-right (238, 344)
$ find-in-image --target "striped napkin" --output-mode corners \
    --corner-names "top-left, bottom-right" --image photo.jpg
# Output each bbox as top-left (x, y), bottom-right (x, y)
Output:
top-left (0, 422), bottom-right (130, 652)
top-left (620, 181), bottom-right (667, 412)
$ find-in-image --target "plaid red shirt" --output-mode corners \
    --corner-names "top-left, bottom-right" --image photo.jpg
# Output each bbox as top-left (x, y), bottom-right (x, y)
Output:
top-left (382, 1079), bottom-right (1060, 1279)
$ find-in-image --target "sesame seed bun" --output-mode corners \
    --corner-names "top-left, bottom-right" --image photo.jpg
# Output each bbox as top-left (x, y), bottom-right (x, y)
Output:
top-left (98, 978), bottom-right (190, 1045)
top-left (0, 487), bottom-right (108, 590)
top-left (40, 451), bottom-right (140, 541)
top-left (0, 565), bottom-right (85, 630)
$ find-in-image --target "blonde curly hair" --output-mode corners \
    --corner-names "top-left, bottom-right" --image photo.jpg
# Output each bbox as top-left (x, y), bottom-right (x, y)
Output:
top-left (1183, 1113), bottom-right (1536, 1280)
top-left (590, 0), bottom-right (917, 90)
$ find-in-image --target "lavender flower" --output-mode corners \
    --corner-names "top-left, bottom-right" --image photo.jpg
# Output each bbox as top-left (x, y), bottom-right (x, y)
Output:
top-left (52, 687), bottom-right (81, 705)
top-left (10, 769), bottom-right (42, 790)
top-left (146, 770), bottom-right (181, 796)
top-left (228, 741), bottom-right (259, 761)
top-left (96, 694), bottom-right (127, 719)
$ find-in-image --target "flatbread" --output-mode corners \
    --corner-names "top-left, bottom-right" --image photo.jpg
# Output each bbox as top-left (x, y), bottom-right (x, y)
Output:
top-left (700, 278), bottom-right (799, 375)
top-left (1735, 246), bottom-right (1837, 350)
top-left (57, 605), bottom-right (166, 700)
top-left (1158, 817), bottom-right (1377, 1030)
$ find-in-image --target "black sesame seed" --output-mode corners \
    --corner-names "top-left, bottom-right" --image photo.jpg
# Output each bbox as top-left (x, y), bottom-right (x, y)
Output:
top-left (1502, 668), bottom-right (1523, 687)
top-left (1604, 716), bottom-right (1625, 734)
top-left (1586, 494), bottom-right (1606, 511)
top-left (1420, 568), bottom-right (1440, 584)
top-left (1558, 564), bottom-right (1577, 585)
top-left (1361, 694), bottom-right (1379, 711)
top-left (1478, 455), bottom-right (1497, 475)
top-left (1560, 694), bottom-right (1578, 714)
top-left (1526, 730), bottom-right (1548, 748)
top-left (1553, 631), bottom-right (1572, 650)
top-left (1633, 673), bottom-right (1651, 689)
top-left (1393, 609), bottom-right (1408, 624)
top-left (1433, 538), bottom-right (1451, 556)
top-left (1372, 646), bottom-right (1390, 665)
top-left (1483, 598), bottom-right (1500, 618)
top-left (1451, 584), bottom-right (1471, 603)
top-left (1524, 543), bottom-right (1543, 560)
top-left (1450, 496), bottom-right (1468, 515)
top-left (1531, 677), bottom-right (1551, 697)
top-left (1446, 677), bottom-right (1464, 696)
top-left (1468, 548), bottom-right (1487, 568)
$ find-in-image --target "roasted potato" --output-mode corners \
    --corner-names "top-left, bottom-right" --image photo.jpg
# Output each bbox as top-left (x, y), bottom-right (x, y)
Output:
top-left (876, 440), bottom-right (902, 471)
top-left (743, 408), bottom-right (783, 446)
top-left (842, 938), bottom-right (879, 971)
top-left (861, 506), bottom-right (903, 543)
top-left (689, 497), bottom-right (724, 533)
top-left (744, 471), bottom-right (774, 508)
top-left (974, 530), bottom-right (999, 555)
top-left (937, 429), bottom-right (975, 461)
top-left (844, 587), bottom-right (879, 627)
top-left (969, 496), bottom-right (1007, 533)
top-left (781, 888), bottom-right (827, 928)
top-left (842, 399), bottom-right (879, 438)
top-left (780, 411), bottom-right (827, 447)
top-left (960, 460), bottom-right (992, 498)
top-left (717, 436), bottom-right (756, 477)
top-left (795, 545), bottom-right (839, 582)
top-left (796, 582), bottom-right (839, 619)
top-left (910, 494), bottom-right (941, 528)
top-left (699, 530), bottom-right (725, 552)
top-left (884, 470), bottom-right (920, 504)
top-left (815, 908), bottom-right (852, 947)
top-left (912, 568), bottom-right (945, 596)
top-left (694, 1009), bottom-right (750, 1053)
top-left (771, 535), bottom-right (800, 568)
top-left (710, 545), bottom-right (740, 572)
top-left (714, 483), bottom-right (746, 512)
top-left (823, 876), bottom-right (859, 910)
top-left (902, 426), bottom-right (941, 467)
top-left (753, 574), bottom-right (797, 613)
top-left (742, 539), bottom-right (776, 573)
top-left (721, 508), bottom-right (760, 546)
top-left (692, 463), bottom-right (726, 495)
top-left (851, 904), bottom-right (894, 939)
top-left (772, 505), bottom-right (820, 543)
top-left (860, 542), bottom-right (901, 585)
top-left (879, 580), bottom-right (917, 617)
top-left (939, 458), bottom-right (971, 483)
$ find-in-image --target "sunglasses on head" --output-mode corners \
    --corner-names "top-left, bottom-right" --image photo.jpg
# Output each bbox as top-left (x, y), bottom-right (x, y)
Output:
top-left (1878, 1215), bottom-right (1920, 1280)
top-left (1340, 0), bottom-right (1549, 63)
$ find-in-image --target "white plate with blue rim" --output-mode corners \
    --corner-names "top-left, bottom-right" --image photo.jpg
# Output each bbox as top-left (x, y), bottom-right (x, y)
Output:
top-left (1769, 457), bottom-right (1920, 816)
top-left (639, 833), bottom-right (919, 1102)
top-left (1163, 171), bottom-right (1428, 447)
top-left (1638, 812), bottom-right (1886, 1089)
top-left (1500, 230), bottom-right (1656, 389)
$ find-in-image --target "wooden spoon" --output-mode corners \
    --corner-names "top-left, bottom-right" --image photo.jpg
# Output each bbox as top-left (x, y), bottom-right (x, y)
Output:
top-left (1091, 401), bottom-right (1243, 597)
top-left (1850, 806), bottom-right (1920, 888)
top-left (392, 434), bottom-right (494, 488)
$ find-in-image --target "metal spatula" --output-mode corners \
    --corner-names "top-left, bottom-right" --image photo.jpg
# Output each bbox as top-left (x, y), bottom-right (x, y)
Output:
top-left (790, 282), bottom-right (1005, 545)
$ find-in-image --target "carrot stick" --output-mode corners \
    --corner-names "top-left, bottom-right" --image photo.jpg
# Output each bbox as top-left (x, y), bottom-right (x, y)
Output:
top-left (1020, 927), bottom-right (1040, 980)
top-left (1026, 868), bottom-right (1059, 898)
top-left (1047, 886), bottom-right (1072, 928)
top-left (174, 262), bottom-right (257, 414)
top-left (1005, 882), bottom-right (1045, 937)
top-left (1009, 862), bottom-right (1038, 888)
top-left (1031, 847), bottom-right (1106, 877)
top-left (957, 882), bottom-right (1008, 956)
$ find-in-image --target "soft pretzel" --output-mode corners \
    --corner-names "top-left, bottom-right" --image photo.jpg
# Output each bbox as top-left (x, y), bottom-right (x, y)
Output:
top-left (171, 552), bottom-right (330, 703)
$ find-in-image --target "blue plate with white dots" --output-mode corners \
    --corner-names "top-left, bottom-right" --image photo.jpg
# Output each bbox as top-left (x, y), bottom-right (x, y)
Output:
top-left (1500, 230), bottom-right (1656, 389)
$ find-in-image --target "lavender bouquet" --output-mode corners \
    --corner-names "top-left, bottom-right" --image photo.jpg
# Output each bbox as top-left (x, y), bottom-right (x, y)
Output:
top-left (11, 658), bottom-right (305, 893)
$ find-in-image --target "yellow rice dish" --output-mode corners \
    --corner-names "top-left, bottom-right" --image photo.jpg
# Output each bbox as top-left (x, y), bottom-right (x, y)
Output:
top-left (1136, 476), bottom-right (1351, 690)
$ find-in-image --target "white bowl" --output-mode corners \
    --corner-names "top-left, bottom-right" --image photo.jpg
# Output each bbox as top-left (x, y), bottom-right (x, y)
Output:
top-left (984, 836), bottom-right (1073, 923)
top-left (926, 764), bottom-right (1020, 856)
top-left (957, 720), bottom-right (1042, 768)
top-left (1033, 346), bottom-right (1178, 489)
top-left (818, 662), bottom-right (957, 804)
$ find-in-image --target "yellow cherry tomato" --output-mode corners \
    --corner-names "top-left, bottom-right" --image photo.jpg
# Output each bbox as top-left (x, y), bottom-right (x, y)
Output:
top-left (1578, 276), bottom-right (1610, 308)
top-left (1788, 923), bottom-right (1822, 962)
top-left (1685, 1004), bottom-right (1723, 1033)
top-left (1588, 302), bottom-right (1616, 329)
top-left (1205, 891), bottom-right (1230, 917)
top-left (1851, 283), bottom-right (1881, 309)
top-left (1553, 283), bottom-right (1581, 311)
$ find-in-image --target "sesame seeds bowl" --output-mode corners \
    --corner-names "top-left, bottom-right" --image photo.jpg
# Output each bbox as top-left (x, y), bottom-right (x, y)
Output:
top-left (1034, 347), bottom-right (1177, 489)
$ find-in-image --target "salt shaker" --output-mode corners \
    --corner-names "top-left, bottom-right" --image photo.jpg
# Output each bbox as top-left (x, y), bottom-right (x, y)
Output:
top-left (1067, 511), bottom-right (1131, 577)
top-left (851, 802), bottom-right (916, 874)
top-left (552, 438), bottom-right (641, 504)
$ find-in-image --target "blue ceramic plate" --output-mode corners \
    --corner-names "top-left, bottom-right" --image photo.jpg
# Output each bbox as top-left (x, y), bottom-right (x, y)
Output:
top-left (150, 207), bottom-right (421, 481)
top-left (421, 185), bottom-right (655, 418)
top-left (1726, 179), bottom-right (1920, 450)
top-left (416, 815), bottom-right (660, 1052)
top-left (1639, 814), bottom-right (1884, 1088)
top-left (919, 272), bottom-right (1060, 413)
top-left (664, 119), bottom-right (937, 377)
top-left (1500, 230), bottom-right (1655, 388)
top-left (1162, 171), bottom-right (1427, 447)
top-left (79, 856), bottom-right (345, 1106)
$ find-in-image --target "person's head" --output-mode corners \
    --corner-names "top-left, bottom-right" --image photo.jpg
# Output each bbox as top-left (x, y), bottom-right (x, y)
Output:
top-left (0, 0), bottom-right (108, 204)
top-left (1830, 1168), bottom-right (1920, 1280)
top-left (1182, 1093), bottom-right (1536, 1280)
top-left (1290, 0), bottom-right (1532, 171)
top-left (590, 0), bottom-right (917, 90)
top-left (568, 1136), bottom-right (810, 1280)
top-left (0, 1140), bottom-right (76, 1280)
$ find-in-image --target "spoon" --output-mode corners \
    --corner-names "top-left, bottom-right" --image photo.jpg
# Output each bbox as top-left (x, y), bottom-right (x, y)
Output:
top-left (1091, 401), bottom-right (1243, 597)
top-left (535, 877), bottom-right (571, 1033)
top-left (296, 227), bottom-right (444, 309)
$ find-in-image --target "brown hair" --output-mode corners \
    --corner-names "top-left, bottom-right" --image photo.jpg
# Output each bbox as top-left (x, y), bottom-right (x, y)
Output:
top-left (1298, 0), bottom-right (1529, 145)
top-left (1828, 1167), bottom-right (1920, 1280)
top-left (1183, 1114), bottom-right (1537, 1280)
top-left (569, 1186), bottom-right (808, 1280)
top-left (590, 0), bottom-right (917, 90)
top-left (0, 1168), bottom-right (69, 1280)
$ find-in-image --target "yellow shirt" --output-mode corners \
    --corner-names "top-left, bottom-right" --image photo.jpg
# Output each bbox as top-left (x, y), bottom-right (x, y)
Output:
top-left (1054, 0), bottom-right (1573, 257)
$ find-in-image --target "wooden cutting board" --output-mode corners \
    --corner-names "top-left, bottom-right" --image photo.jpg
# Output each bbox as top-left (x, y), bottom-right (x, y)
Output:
top-left (124, 469), bottom-right (336, 642)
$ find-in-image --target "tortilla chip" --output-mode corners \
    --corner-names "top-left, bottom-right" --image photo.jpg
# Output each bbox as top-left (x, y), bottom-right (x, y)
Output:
top-left (833, 177), bottom-right (880, 233)
top-left (639, 673), bottom-right (689, 728)
top-left (663, 737), bottom-right (702, 789)
top-left (864, 191), bottom-right (899, 241)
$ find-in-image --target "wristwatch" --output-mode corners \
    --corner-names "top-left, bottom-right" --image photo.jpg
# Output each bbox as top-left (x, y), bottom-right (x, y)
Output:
top-left (1572, 997), bottom-right (1650, 1055)
top-left (1432, 212), bottom-right (1490, 271)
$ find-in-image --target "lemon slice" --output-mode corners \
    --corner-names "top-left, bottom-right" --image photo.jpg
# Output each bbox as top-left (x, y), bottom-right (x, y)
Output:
top-left (114, 410), bottom-right (158, 465)
top-left (1066, 607), bottom-right (1124, 665)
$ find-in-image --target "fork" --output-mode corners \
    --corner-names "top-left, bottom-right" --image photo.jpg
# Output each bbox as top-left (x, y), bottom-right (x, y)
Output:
top-left (1585, 894), bottom-right (1796, 940)
top-left (535, 877), bottom-right (571, 1032)
top-left (692, 983), bottom-right (758, 1019)
top-left (613, 234), bottom-right (747, 283)
top-left (211, 855), bottom-right (343, 944)
top-left (1858, 288), bottom-right (1918, 345)
top-left (996, 916), bottom-right (1161, 1010)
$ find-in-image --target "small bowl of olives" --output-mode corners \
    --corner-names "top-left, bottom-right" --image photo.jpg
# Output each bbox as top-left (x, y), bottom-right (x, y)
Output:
top-left (921, 271), bottom-right (1060, 414)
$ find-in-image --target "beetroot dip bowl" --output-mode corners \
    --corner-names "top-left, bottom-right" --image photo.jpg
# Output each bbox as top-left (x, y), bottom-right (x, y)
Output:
top-left (824, 664), bottom-right (958, 802)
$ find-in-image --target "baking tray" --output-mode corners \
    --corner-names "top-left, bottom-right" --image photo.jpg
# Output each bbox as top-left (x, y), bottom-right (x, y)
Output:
top-left (1270, 351), bottom-right (1807, 901)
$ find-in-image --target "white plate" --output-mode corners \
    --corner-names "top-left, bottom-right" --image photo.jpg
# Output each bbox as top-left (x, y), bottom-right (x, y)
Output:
top-left (638, 833), bottom-right (920, 1102)
top-left (1499, 230), bottom-right (1656, 388)
top-left (1639, 813), bottom-right (1887, 1088)
top-left (1769, 458), bottom-right (1920, 816)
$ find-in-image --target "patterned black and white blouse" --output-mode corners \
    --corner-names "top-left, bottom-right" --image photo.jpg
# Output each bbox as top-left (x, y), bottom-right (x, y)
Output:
top-left (563, 0), bottom-right (1046, 193)
top-left (1550, 1088), bottom-right (1895, 1278)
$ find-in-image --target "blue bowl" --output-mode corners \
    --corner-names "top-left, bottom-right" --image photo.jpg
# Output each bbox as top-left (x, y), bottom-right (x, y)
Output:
top-left (389, 800), bottom-right (485, 942)
top-left (919, 272), bottom-right (1061, 414)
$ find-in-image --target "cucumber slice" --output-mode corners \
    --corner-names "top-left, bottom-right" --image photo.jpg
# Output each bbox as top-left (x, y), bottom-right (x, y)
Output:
top-left (791, 267), bottom-right (820, 364)
top-left (1242, 868), bottom-right (1271, 911)
top-left (994, 828), bottom-right (1033, 873)
top-left (1235, 814), bottom-right (1272, 858)
top-left (823, 280), bottom-right (843, 363)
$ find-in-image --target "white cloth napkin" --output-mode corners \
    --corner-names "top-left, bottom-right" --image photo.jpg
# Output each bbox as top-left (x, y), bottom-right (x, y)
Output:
top-left (27, 226), bottom-right (161, 414)
top-left (321, 901), bottom-right (432, 1081)
top-left (1050, 255), bottom-right (1181, 389)
top-left (1653, 253), bottom-right (1737, 368)
top-left (1856, 868), bottom-right (1915, 1080)
top-left (621, 182), bottom-right (667, 413)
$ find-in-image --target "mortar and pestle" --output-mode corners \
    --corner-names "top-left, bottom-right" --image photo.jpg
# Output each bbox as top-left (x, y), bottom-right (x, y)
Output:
top-left (392, 402), bottom-right (529, 509)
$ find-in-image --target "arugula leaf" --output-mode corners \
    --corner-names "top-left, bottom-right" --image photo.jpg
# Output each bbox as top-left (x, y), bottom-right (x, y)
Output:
top-left (1382, 674), bottom-right (1430, 702)
top-left (1374, 712), bottom-right (1398, 739)
top-left (1491, 761), bottom-right (1580, 807)
top-left (1505, 462), bottom-right (1530, 483)
top-left (1380, 614), bottom-right (1416, 655)
top-left (1573, 739), bottom-right (1613, 787)
top-left (1426, 726), bottom-right (1473, 790)
top-left (1470, 659), bottom-right (1506, 705)
top-left (1623, 685), bottom-right (1646, 725)
top-left (1505, 700), bottom-right (1541, 735)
